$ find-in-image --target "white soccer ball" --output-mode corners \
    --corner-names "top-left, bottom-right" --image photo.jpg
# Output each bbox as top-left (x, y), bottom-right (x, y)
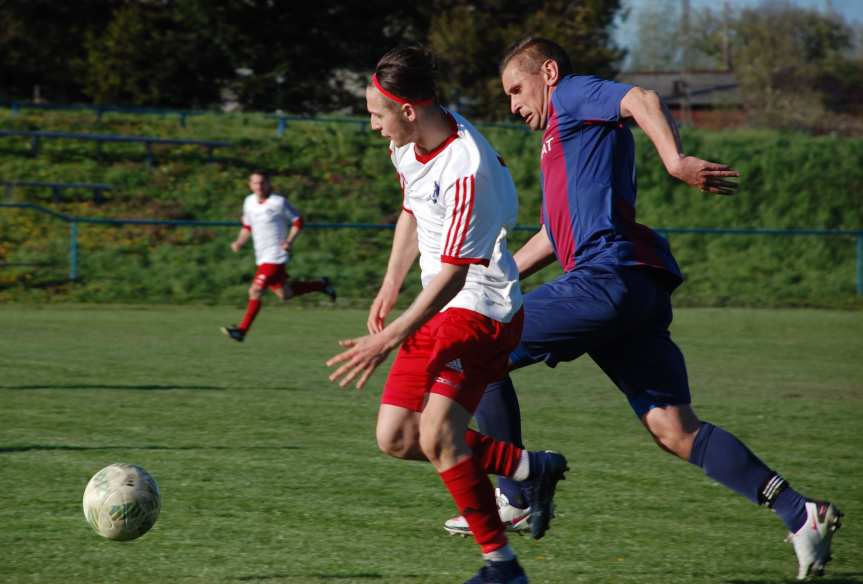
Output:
top-left (82, 463), bottom-right (161, 541)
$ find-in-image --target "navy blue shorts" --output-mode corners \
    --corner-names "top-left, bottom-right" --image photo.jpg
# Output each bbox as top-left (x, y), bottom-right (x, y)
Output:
top-left (509, 264), bottom-right (691, 417)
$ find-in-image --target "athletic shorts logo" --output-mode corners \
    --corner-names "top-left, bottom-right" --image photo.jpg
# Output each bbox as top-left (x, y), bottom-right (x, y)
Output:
top-left (434, 376), bottom-right (462, 389)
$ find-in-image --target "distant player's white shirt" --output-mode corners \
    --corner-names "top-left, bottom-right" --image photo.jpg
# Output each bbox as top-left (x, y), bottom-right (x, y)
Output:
top-left (241, 193), bottom-right (302, 265)
top-left (391, 110), bottom-right (522, 323)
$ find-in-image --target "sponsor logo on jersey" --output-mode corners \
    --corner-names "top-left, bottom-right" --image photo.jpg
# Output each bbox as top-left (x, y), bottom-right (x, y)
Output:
top-left (541, 136), bottom-right (555, 158)
top-left (429, 180), bottom-right (440, 205)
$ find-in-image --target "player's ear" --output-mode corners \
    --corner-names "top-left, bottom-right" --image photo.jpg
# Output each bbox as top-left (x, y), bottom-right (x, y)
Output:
top-left (401, 103), bottom-right (418, 122)
top-left (541, 59), bottom-right (559, 86)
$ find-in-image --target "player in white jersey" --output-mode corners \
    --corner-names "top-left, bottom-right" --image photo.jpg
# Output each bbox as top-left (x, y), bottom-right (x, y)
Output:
top-left (326, 46), bottom-right (567, 584)
top-left (222, 170), bottom-right (335, 342)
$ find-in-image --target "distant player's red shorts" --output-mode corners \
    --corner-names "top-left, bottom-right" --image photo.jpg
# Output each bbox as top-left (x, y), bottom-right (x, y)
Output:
top-left (253, 263), bottom-right (287, 290)
top-left (382, 308), bottom-right (524, 414)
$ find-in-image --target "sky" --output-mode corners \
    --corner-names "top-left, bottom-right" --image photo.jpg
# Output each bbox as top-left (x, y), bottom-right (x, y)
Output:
top-left (614, 0), bottom-right (863, 67)
top-left (620, 0), bottom-right (863, 26)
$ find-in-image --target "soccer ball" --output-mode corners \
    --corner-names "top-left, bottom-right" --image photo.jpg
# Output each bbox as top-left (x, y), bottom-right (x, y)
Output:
top-left (82, 463), bottom-right (161, 541)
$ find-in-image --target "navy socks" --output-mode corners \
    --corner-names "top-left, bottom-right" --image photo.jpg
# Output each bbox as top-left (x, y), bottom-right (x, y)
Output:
top-left (475, 376), bottom-right (527, 508)
top-left (689, 421), bottom-right (807, 532)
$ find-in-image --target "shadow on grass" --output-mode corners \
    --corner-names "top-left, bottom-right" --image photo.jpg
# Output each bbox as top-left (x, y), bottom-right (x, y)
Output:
top-left (0, 444), bottom-right (301, 453)
top-left (236, 573), bottom-right (430, 581)
top-left (725, 573), bottom-right (863, 584)
top-left (0, 384), bottom-right (226, 390)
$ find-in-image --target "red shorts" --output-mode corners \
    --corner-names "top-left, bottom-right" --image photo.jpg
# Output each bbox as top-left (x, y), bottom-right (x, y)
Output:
top-left (381, 308), bottom-right (524, 414)
top-left (253, 263), bottom-right (287, 290)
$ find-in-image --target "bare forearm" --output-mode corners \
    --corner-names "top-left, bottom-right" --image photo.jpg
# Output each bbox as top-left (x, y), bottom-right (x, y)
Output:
top-left (385, 263), bottom-right (468, 345)
top-left (234, 229), bottom-right (251, 247)
top-left (621, 86), bottom-right (740, 194)
top-left (383, 211), bottom-right (419, 289)
top-left (514, 229), bottom-right (556, 279)
top-left (286, 224), bottom-right (301, 246)
top-left (621, 87), bottom-right (684, 175)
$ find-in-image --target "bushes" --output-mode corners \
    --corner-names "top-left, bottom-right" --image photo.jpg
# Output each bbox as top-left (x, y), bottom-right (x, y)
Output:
top-left (0, 109), bottom-right (860, 307)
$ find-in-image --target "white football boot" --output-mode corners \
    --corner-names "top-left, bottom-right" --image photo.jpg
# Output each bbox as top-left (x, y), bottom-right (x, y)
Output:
top-left (443, 488), bottom-right (532, 537)
top-left (786, 500), bottom-right (843, 580)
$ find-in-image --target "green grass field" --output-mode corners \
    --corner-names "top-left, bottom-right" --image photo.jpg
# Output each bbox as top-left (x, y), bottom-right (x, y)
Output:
top-left (1, 304), bottom-right (861, 583)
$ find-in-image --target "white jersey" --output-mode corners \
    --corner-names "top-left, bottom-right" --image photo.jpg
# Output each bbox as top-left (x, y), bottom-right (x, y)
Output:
top-left (241, 193), bottom-right (302, 265)
top-left (391, 110), bottom-right (522, 323)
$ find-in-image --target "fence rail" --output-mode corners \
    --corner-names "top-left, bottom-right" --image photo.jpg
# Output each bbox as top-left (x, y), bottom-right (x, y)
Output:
top-left (2, 202), bottom-right (861, 295)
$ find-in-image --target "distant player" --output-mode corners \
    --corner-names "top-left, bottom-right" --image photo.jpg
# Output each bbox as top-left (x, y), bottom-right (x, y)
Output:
top-left (222, 170), bottom-right (335, 342)
top-left (327, 46), bottom-right (567, 584)
top-left (445, 37), bottom-right (842, 580)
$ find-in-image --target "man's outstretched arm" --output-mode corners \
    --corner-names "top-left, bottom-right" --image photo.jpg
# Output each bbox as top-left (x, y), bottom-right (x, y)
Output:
top-left (620, 87), bottom-right (740, 195)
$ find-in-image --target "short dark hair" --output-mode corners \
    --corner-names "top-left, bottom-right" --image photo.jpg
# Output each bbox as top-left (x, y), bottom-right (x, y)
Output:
top-left (500, 37), bottom-right (573, 77)
top-left (373, 45), bottom-right (438, 104)
top-left (249, 169), bottom-right (270, 181)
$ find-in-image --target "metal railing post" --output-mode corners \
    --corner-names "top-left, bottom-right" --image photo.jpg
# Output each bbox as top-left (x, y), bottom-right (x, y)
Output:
top-left (69, 221), bottom-right (78, 282)
top-left (857, 233), bottom-right (862, 296)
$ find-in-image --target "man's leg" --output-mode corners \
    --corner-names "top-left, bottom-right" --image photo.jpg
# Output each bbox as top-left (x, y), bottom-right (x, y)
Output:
top-left (593, 268), bottom-right (841, 579)
top-left (421, 393), bottom-right (525, 582)
top-left (222, 281), bottom-right (263, 342)
top-left (287, 278), bottom-right (335, 300)
top-left (474, 376), bottom-right (527, 508)
top-left (239, 284), bottom-right (263, 330)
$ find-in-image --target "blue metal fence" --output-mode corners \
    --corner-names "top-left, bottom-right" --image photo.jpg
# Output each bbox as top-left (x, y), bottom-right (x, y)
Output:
top-left (2, 202), bottom-right (862, 295)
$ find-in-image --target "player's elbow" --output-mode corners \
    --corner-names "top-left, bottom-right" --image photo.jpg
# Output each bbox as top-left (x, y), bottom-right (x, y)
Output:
top-left (622, 86), bottom-right (662, 119)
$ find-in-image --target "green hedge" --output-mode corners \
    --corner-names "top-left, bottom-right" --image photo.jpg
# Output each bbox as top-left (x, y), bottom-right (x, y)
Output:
top-left (0, 109), bottom-right (860, 307)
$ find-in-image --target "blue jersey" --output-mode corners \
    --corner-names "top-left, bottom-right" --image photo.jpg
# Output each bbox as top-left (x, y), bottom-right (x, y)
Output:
top-left (540, 75), bottom-right (682, 287)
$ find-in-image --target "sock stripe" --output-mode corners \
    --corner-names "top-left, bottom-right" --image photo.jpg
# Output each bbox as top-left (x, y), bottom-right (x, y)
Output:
top-left (760, 474), bottom-right (787, 507)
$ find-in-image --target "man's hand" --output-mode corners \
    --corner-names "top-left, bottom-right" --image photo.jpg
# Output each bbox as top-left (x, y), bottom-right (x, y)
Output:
top-left (670, 156), bottom-right (740, 195)
top-left (230, 241), bottom-right (243, 253)
top-left (367, 281), bottom-right (399, 334)
top-left (282, 239), bottom-right (293, 252)
top-left (326, 332), bottom-right (395, 390)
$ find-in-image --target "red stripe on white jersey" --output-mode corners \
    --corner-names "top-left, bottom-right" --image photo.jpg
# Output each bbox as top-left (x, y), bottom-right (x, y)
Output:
top-left (455, 175), bottom-right (476, 257)
top-left (441, 180), bottom-right (461, 255)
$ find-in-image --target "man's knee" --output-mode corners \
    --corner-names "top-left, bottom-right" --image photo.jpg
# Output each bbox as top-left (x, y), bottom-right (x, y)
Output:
top-left (376, 424), bottom-right (419, 459)
top-left (248, 285), bottom-right (263, 299)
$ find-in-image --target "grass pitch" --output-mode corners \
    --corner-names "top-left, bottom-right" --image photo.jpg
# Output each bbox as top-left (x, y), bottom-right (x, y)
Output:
top-left (0, 304), bottom-right (861, 584)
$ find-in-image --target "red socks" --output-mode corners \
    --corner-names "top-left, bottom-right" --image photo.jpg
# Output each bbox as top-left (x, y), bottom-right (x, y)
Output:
top-left (465, 429), bottom-right (523, 477)
top-left (439, 457), bottom-right (507, 553)
top-left (239, 298), bottom-right (262, 332)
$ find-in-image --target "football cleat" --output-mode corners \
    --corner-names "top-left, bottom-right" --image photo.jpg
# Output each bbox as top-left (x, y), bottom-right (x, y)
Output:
top-left (464, 558), bottom-right (528, 584)
top-left (786, 500), bottom-right (843, 580)
top-left (525, 450), bottom-right (568, 540)
top-left (444, 489), bottom-right (532, 537)
top-left (322, 277), bottom-right (337, 303)
top-left (221, 325), bottom-right (245, 343)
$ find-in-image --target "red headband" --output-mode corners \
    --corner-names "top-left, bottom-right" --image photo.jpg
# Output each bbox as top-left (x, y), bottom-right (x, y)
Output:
top-left (371, 73), bottom-right (433, 106)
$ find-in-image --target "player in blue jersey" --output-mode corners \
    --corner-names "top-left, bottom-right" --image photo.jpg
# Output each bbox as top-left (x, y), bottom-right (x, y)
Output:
top-left (444, 37), bottom-right (842, 581)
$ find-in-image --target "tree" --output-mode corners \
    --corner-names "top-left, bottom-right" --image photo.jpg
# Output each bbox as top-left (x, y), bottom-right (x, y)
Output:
top-left (627, 0), bottom-right (680, 71)
top-left (80, 1), bottom-right (239, 107)
top-left (0, 0), bottom-right (120, 102)
top-left (730, 1), bottom-right (858, 129)
top-left (428, 0), bottom-right (626, 121)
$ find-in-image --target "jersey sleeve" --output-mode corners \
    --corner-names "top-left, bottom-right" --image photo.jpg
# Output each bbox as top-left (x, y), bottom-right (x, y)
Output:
top-left (282, 199), bottom-right (303, 227)
top-left (241, 200), bottom-right (251, 231)
top-left (439, 174), bottom-right (498, 266)
top-left (556, 75), bottom-right (633, 122)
